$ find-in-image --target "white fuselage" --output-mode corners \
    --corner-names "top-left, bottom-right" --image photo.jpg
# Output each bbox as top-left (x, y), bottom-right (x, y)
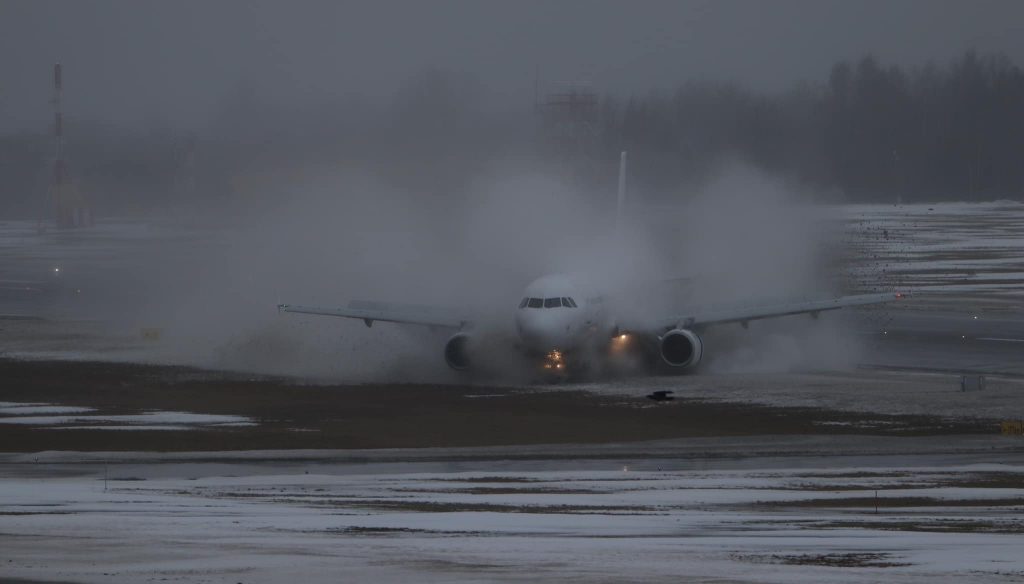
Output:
top-left (513, 273), bottom-right (610, 354)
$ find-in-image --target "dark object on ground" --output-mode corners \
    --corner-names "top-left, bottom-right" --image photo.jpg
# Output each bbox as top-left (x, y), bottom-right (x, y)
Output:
top-left (647, 390), bottom-right (675, 402)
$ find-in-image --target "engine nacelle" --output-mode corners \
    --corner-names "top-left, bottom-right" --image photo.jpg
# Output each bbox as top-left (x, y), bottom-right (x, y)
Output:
top-left (659, 329), bottom-right (703, 369)
top-left (444, 333), bottom-right (472, 371)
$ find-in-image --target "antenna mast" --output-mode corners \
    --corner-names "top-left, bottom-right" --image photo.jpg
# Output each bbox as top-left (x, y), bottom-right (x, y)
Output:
top-left (53, 63), bottom-right (65, 196)
top-left (50, 63), bottom-right (92, 229)
top-left (615, 151), bottom-right (627, 240)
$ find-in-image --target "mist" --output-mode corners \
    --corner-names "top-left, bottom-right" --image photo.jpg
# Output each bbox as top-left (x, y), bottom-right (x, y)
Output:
top-left (1, 0), bottom-right (1014, 379)
top-left (74, 148), bottom-right (849, 381)
top-left (136, 157), bottom-right (633, 380)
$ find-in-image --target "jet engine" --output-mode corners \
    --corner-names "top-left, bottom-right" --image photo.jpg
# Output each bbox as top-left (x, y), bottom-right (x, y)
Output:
top-left (659, 329), bottom-right (703, 369)
top-left (444, 333), bottom-right (472, 371)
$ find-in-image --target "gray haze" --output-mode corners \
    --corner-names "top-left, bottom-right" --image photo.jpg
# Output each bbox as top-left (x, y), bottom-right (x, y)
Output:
top-left (0, 0), bottom-right (1009, 379)
top-left (2, 0), bottom-right (1024, 131)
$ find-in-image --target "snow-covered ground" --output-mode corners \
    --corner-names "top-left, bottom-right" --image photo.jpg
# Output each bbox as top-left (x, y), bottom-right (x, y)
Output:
top-left (0, 401), bottom-right (254, 430)
top-left (3, 201), bottom-right (1024, 369)
top-left (843, 202), bottom-right (1024, 303)
top-left (2, 451), bottom-right (1024, 583)
top-left (2, 204), bottom-right (1023, 582)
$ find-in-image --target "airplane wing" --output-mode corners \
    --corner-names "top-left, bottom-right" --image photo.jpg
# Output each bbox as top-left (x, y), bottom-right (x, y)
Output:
top-left (660, 291), bottom-right (906, 330)
top-left (278, 299), bottom-right (469, 329)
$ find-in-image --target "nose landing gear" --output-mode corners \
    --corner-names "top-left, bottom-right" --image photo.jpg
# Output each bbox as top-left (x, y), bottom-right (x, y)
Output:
top-left (542, 349), bottom-right (565, 372)
top-left (535, 349), bottom-right (571, 383)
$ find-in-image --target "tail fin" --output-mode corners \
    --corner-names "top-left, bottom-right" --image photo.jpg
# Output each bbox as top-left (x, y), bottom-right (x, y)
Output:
top-left (614, 150), bottom-right (627, 240)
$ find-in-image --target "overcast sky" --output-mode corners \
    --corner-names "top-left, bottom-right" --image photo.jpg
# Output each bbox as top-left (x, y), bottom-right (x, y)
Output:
top-left (2, 0), bottom-right (1023, 132)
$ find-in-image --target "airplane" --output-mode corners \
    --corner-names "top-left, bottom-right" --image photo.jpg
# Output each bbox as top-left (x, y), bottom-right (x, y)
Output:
top-left (278, 153), bottom-right (906, 379)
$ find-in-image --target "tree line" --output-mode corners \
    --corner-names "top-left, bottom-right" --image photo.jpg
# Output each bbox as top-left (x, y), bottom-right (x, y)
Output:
top-left (600, 51), bottom-right (1024, 202)
top-left (2, 51), bottom-right (1023, 218)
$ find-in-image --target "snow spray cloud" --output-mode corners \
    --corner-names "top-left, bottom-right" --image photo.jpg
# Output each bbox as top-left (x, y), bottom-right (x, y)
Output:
top-left (660, 161), bottom-right (863, 373)
top-left (95, 150), bottom-right (856, 380)
top-left (134, 156), bottom-right (655, 381)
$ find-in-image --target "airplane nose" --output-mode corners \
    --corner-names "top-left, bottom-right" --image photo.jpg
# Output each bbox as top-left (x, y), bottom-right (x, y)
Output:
top-left (515, 313), bottom-right (571, 351)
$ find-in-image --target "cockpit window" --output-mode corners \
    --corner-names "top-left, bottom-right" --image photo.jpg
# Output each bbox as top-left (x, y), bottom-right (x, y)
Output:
top-left (544, 297), bottom-right (561, 308)
top-left (519, 297), bottom-right (529, 309)
top-left (527, 297), bottom-right (543, 308)
top-left (561, 297), bottom-right (577, 308)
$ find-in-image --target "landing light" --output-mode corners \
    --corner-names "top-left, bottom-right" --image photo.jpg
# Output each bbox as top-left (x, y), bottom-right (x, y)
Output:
top-left (543, 349), bottom-right (565, 371)
top-left (611, 333), bottom-right (631, 352)
top-left (610, 331), bottom-right (626, 350)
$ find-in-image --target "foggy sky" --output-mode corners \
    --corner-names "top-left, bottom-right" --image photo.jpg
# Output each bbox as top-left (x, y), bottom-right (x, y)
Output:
top-left (2, 0), bottom-right (1023, 132)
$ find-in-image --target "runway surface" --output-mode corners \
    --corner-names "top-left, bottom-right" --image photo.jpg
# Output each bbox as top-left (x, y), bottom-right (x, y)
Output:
top-left (3, 437), bottom-right (1024, 583)
top-left (1, 202), bottom-right (1023, 582)
top-left (3, 203), bottom-right (1024, 376)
